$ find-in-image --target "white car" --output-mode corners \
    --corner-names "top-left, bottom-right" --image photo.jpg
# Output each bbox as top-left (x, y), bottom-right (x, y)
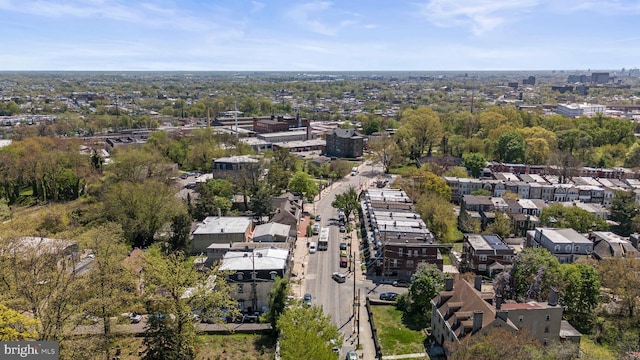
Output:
top-left (129, 313), bottom-right (143, 324)
top-left (346, 350), bottom-right (358, 360)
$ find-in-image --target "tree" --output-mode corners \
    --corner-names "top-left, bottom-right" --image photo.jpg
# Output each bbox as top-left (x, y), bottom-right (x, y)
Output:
top-left (539, 203), bottom-right (609, 232)
top-left (406, 263), bottom-right (445, 327)
top-left (624, 145), bottom-right (640, 168)
top-left (331, 186), bottom-right (359, 221)
top-left (397, 106), bottom-right (443, 159)
top-left (451, 327), bottom-right (542, 360)
top-left (80, 223), bottom-right (137, 359)
top-left (484, 212), bottom-right (511, 238)
top-left (250, 184), bottom-right (275, 223)
top-left (524, 137), bottom-right (550, 165)
top-left (142, 246), bottom-right (239, 359)
top-left (102, 179), bottom-right (179, 248)
top-left (264, 277), bottom-right (290, 332)
top-left (458, 206), bottom-right (481, 234)
top-left (495, 131), bottom-right (525, 163)
top-left (288, 171), bottom-right (319, 201)
top-left (0, 303), bottom-right (39, 340)
top-left (559, 262), bottom-right (600, 331)
top-left (169, 211), bottom-right (192, 252)
top-left (598, 256), bottom-right (640, 317)
top-left (509, 248), bottom-right (561, 301)
top-left (610, 190), bottom-right (640, 236)
top-left (193, 178), bottom-right (234, 220)
top-left (462, 152), bottom-right (486, 178)
top-left (395, 167), bottom-right (452, 202)
top-left (415, 193), bottom-right (457, 243)
top-left (277, 304), bottom-right (342, 360)
top-left (266, 163), bottom-right (292, 195)
top-left (366, 135), bottom-right (403, 174)
top-left (108, 146), bottom-right (176, 184)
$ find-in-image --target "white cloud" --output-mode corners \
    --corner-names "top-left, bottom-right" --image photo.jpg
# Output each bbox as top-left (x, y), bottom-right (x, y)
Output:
top-left (250, 1), bottom-right (265, 13)
top-left (416, 0), bottom-right (539, 35)
top-left (286, 1), bottom-right (356, 36)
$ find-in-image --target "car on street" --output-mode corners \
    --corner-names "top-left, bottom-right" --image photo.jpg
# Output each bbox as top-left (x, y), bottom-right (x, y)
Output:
top-left (393, 279), bottom-right (410, 287)
top-left (340, 242), bottom-right (347, 251)
top-left (303, 293), bottom-right (312, 306)
top-left (312, 223), bottom-right (320, 235)
top-left (379, 292), bottom-right (399, 301)
top-left (346, 350), bottom-right (358, 360)
top-left (309, 242), bottom-right (317, 254)
top-left (339, 225), bottom-right (346, 233)
top-left (331, 272), bottom-right (347, 283)
top-left (315, 214), bottom-right (321, 221)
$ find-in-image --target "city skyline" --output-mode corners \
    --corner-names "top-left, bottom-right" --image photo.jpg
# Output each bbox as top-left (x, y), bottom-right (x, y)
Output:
top-left (0, 0), bottom-right (639, 71)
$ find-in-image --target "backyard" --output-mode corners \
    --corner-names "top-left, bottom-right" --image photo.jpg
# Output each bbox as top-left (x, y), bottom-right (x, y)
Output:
top-left (370, 305), bottom-right (427, 357)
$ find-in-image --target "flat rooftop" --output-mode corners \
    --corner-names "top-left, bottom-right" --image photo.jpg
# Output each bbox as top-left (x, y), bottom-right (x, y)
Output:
top-left (193, 216), bottom-right (253, 235)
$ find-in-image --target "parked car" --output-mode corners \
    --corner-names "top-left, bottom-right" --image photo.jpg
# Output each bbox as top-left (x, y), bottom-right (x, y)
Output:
top-left (315, 214), bottom-right (321, 221)
top-left (393, 279), bottom-right (410, 287)
top-left (379, 292), bottom-right (399, 301)
top-left (346, 350), bottom-right (358, 360)
top-left (332, 272), bottom-right (347, 283)
top-left (129, 313), bottom-right (143, 324)
top-left (339, 225), bottom-right (346, 233)
top-left (303, 293), bottom-right (312, 306)
top-left (339, 242), bottom-right (347, 251)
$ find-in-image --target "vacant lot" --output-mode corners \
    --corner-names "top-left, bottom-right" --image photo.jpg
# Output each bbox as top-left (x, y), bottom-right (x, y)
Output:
top-left (104, 333), bottom-right (276, 360)
top-left (370, 305), bottom-right (426, 356)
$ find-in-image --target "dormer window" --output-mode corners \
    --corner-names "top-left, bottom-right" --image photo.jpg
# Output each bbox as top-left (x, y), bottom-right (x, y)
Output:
top-left (237, 272), bottom-right (244, 281)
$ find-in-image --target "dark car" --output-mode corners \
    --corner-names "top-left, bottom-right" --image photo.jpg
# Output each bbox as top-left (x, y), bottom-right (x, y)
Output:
top-left (339, 225), bottom-right (346, 233)
top-left (315, 214), bottom-right (321, 221)
top-left (303, 293), bottom-right (312, 306)
top-left (339, 242), bottom-right (347, 251)
top-left (379, 292), bottom-right (399, 301)
top-left (393, 279), bottom-right (410, 287)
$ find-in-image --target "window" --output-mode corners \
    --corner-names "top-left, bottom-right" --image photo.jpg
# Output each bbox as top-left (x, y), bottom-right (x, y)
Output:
top-left (586, 246), bottom-right (592, 253)
top-left (392, 259), bottom-right (398, 268)
top-left (565, 245), bottom-right (572, 252)
top-left (270, 271), bottom-right (277, 280)
top-left (237, 272), bottom-right (244, 281)
top-left (545, 314), bottom-right (551, 321)
top-left (518, 315), bottom-right (524, 323)
top-left (554, 245), bottom-right (560, 252)
top-left (237, 284), bottom-right (244, 293)
top-left (479, 255), bottom-right (487, 262)
top-left (414, 250), bottom-right (419, 257)
top-left (504, 255), bottom-right (512, 261)
top-left (544, 326), bottom-right (549, 333)
top-left (574, 245), bottom-right (579, 252)
top-left (422, 248), bottom-right (427, 255)
top-left (406, 260), bottom-right (414, 269)
top-left (399, 248), bottom-right (403, 257)
top-left (478, 264), bottom-right (486, 271)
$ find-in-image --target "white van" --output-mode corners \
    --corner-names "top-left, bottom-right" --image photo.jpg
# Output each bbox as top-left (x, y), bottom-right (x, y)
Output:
top-left (351, 167), bottom-right (358, 176)
top-left (309, 242), bottom-right (317, 254)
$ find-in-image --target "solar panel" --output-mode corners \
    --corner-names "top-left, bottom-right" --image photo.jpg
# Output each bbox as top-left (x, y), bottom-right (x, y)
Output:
top-left (484, 235), bottom-right (510, 250)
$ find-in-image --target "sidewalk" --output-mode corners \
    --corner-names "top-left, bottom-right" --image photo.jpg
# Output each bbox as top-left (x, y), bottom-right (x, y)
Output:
top-left (290, 214), bottom-right (310, 299)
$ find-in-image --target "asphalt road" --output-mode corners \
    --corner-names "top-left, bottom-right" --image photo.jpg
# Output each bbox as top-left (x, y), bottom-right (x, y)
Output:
top-left (304, 163), bottom-right (403, 357)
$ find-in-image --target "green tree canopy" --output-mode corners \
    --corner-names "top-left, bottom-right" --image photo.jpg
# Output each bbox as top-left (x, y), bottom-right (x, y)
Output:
top-left (462, 152), bottom-right (486, 178)
top-left (559, 262), bottom-right (600, 331)
top-left (288, 171), bottom-right (319, 201)
top-left (495, 131), bottom-right (525, 163)
top-left (539, 203), bottom-right (609, 232)
top-left (610, 190), bottom-right (640, 236)
top-left (397, 106), bottom-right (443, 159)
top-left (0, 304), bottom-right (39, 340)
top-left (509, 248), bottom-right (561, 302)
top-left (406, 263), bottom-right (445, 327)
top-left (331, 186), bottom-right (359, 220)
top-left (277, 304), bottom-right (342, 360)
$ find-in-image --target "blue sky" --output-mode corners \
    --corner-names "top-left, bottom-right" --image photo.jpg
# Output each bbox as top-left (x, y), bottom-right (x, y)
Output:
top-left (0, 0), bottom-right (639, 71)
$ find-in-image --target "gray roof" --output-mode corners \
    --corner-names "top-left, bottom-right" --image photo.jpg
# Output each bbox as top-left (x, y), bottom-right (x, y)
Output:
top-left (219, 248), bottom-right (289, 271)
top-left (252, 222), bottom-right (291, 239)
top-left (213, 155), bottom-right (259, 164)
top-left (328, 128), bottom-right (364, 139)
top-left (193, 216), bottom-right (253, 235)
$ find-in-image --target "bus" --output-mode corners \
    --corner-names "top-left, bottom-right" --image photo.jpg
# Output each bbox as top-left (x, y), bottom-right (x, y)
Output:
top-left (318, 227), bottom-right (329, 251)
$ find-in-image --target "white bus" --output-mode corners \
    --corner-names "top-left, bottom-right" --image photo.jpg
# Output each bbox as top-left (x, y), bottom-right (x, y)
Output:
top-left (318, 227), bottom-right (329, 251)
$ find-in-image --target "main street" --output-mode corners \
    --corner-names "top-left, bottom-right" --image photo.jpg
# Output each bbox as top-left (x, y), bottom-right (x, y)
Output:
top-left (300, 162), bottom-right (402, 358)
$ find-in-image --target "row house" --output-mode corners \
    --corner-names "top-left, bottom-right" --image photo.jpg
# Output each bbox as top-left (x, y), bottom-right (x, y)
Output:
top-left (526, 228), bottom-right (593, 264)
top-left (463, 234), bottom-right (516, 276)
top-left (486, 161), bottom-right (638, 179)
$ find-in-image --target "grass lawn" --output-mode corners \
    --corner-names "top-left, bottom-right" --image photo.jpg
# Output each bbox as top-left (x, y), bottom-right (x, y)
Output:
top-left (370, 305), bottom-right (426, 356)
top-left (106, 333), bottom-right (276, 360)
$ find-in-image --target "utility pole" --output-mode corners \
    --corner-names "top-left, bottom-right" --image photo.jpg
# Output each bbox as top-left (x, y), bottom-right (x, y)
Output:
top-left (357, 288), bottom-right (361, 346)
top-left (353, 250), bottom-right (357, 336)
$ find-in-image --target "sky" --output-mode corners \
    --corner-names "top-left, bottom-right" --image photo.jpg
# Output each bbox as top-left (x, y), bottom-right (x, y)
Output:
top-left (0, 0), bottom-right (639, 71)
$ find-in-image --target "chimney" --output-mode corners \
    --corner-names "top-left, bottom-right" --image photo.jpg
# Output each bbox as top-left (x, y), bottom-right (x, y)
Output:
top-left (253, 118), bottom-right (258, 131)
top-left (496, 310), bottom-right (508, 322)
top-left (495, 295), bottom-right (503, 310)
top-left (218, 208), bottom-right (221, 218)
top-left (306, 125), bottom-right (311, 141)
top-left (548, 287), bottom-right (558, 306)
top-left (445, 277), bottom-right (454, 291)
top-left (474, 275), bottom-right (483, 291)
top-left (472, 311), bottom-right (483, 334)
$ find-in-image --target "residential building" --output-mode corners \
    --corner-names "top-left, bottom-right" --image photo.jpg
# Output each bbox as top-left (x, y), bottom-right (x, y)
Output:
top-left (556, 103), bottom-right (606, 117)
top-left (252, 222), bottom-right (291, 243)
top-left (211, 155), bottom-right (260, 179)
top-left (219, 247), bottom-right (289, 314)
top-left (191, 216), bottom-right (254, 254)
top-left (325, 128), bottom-right (365, 158)
top-left (589, 231), bottom-right (640, 260)
top-left (463, 234), bottom-right (515, 276)
top-left (431, 277), bottom-right (581, 357)
top-left (271, 192), bottom-right (303, 239)
top-left (526, 228), bottom-right (593, 264)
